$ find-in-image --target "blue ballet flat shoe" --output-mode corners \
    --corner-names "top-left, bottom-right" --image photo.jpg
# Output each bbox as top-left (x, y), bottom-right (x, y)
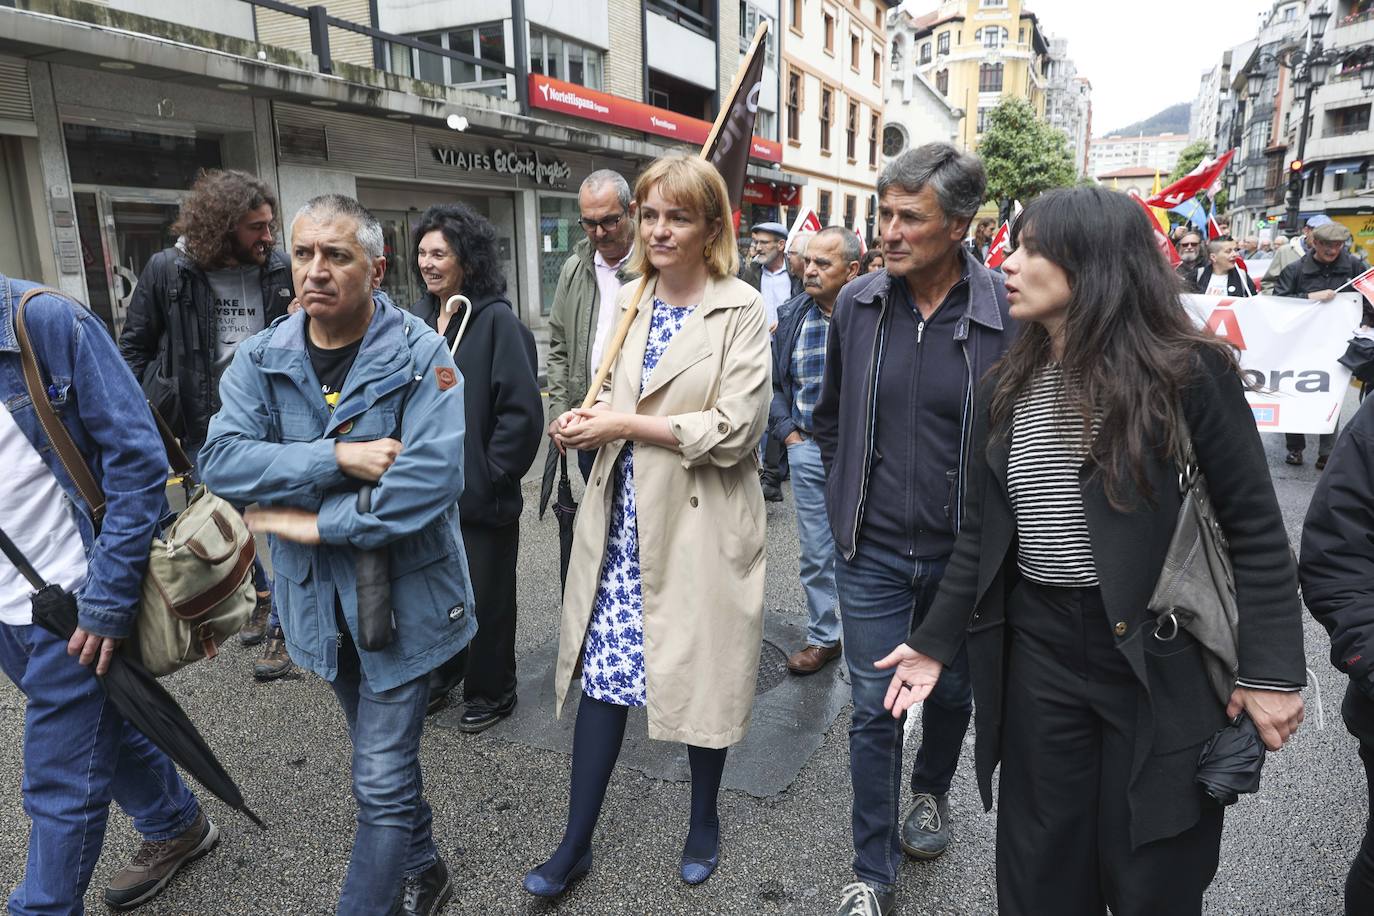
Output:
top-left (680, 849), bottom-right (719, 886)
top-left (522, 849), bottom-right (592, 898)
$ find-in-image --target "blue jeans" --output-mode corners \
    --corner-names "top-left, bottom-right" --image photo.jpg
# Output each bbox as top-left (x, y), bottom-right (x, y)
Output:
top-left (0, 623), bottom-right (200, 915)
top-left (330, 629), bottom-right (436, 915)
top-left (835, 540), bottom-right (972, 890)
top-left (787, 439), bottom-right (840, 647)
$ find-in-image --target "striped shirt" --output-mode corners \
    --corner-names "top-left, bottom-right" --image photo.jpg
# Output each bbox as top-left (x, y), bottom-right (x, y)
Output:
top-left (1008, 365), bottom-right (1099, 587)
top-left (789, 307), bottom-right (829, 433)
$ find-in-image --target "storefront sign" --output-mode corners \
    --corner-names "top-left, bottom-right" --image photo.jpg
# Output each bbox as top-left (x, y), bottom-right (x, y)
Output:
top-left (429, 143), bottom-right (572, 188)
top-left (529, 74), bottom-right (782, 164)
top-left (743, 180), bottom-right (801, 207)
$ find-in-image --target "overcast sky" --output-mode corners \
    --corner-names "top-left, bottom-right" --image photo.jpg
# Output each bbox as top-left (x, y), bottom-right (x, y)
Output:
top-left (901, 0), bottom-right (1277, 135)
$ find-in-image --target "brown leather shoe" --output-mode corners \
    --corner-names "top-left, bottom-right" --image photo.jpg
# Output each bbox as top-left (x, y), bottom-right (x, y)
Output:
top-left (787, 642), bottom-right (842, 675)
top-left (239, 591), bottom-right (272, 646)
top-left (253, 627), bottom-right (294, 680)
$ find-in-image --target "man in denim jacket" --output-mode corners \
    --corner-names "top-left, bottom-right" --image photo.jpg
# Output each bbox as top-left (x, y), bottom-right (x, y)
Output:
top-left (199, 195), bottom-right (476, 916)
top-left (0, 274), bottom-right (215, 912)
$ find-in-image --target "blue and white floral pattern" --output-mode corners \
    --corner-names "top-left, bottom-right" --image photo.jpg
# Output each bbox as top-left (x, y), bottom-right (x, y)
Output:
top-left (581, 298), bottom-right (697, 707)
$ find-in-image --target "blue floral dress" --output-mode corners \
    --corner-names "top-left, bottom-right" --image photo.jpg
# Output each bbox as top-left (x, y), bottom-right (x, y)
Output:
top-left (581, 298), bottom-right (697, 707)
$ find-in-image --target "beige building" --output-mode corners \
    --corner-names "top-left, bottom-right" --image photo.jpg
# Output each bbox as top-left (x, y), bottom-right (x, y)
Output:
top-left (779, 0), bottom-right (895, 236)
top-left (899, 0), bottom-right (1050, 152)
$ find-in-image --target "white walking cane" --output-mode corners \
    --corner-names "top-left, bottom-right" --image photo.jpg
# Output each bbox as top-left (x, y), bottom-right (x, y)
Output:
top-left (444, 294), bottom-right (473, 358)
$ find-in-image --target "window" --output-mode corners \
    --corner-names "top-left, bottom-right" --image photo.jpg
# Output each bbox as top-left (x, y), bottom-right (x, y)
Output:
top-left (647, 0), bottom-right (714, 38)
top-left (818, 190), bottom-right (832, 226)
top-left (846, 99), bottom-right (858, 159)
top-left (851, 31), bottom-right (861, 71)
top-left (981, 0), bottom-right (1007, 6)
top-left (820, 86), bottom-right (833, 153)
top-left (936, 68), bottom-right (949, 95)
top-left (979, 63), bottom-right (1004, 92)
top-left (919, 42), bottom-right (932, 64)
top-left (977, 106), bottom-right (991, 133)
top-left (976, 27), bottom-right (1008, 49)
top-left (882, 123), bottom-right (907, 157)
top-left (873, 49), bottom-right (881, 83)
top-left (937, 32), bottom-right (950, 55)
top-left (407, 24), bottom-right (507, 92)
top-left (790, 0), bottom-right (803, 32)
top-left (1018, 26), bottom-right (1025, 43)
top-left (739, 4), bottom-right (778, 66)
top-left (844, 194), bottom-right (857, 231)
top-left (1333, 161), bottom-right (1369, 194)
top-left (824, 11), bottom-right (835, 53)
top-left (869, 112), bottom-right (880, 167)
top-left (529, 27), bottom-right (603, 90)
top-left (1326, 104), bottom-right (1371, 138)
top-left (787, 70), bottom-right (802, 142)
top-left (756, 108), bottom-right (777, 141)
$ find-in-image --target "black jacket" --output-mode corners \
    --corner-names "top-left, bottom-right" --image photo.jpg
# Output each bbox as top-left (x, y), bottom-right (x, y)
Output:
top-left (1301, 394), bottom-right (1374, 695)
top-left (909, 347), bottom-right (1306, 849)
top-left (118, 246), bottom-right (293, 444)
top-left (767, 291), bottom-right (825, 442)
top-left (813, 251), bottom-right (1015, 560)
top-left (1274, 249), bottom-right (1369, 299)
top-left (1191, 265), bottom-right (1256, 297)
top-left (413, 292), bottom-right (543, 528)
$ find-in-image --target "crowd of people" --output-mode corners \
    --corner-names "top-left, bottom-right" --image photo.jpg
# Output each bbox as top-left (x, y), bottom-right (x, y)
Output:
top-left (0, 137), bottom-right (1372, 916)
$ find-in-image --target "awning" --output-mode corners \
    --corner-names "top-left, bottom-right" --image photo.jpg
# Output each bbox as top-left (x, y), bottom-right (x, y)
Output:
top-left (1324, 158), bottom-right (1368, 175)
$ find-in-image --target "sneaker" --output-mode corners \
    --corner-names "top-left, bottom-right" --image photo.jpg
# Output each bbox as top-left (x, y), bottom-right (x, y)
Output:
top-left (835, 881), bottom-right (895, 916)
top-left (900, 792), bottom-right (951, 860)
top-left (389, 857), bottom-right (452, 916)
top-left (104, 811), bottom-right (219, 909)
top-left (253, 627), bottom-right (293, 680)
top-left (239, 592), bottom-right (272, 646)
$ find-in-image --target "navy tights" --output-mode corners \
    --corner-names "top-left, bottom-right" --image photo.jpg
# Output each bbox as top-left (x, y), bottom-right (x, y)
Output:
top-left (534, 696), bottom-right (727, 881)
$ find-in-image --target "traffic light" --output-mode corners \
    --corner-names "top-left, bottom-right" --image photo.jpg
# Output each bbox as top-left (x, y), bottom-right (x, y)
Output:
top-left (1288, 158), bottom-right (1304, 200)
top-left (1289, 159), bottom-right (1304, 174)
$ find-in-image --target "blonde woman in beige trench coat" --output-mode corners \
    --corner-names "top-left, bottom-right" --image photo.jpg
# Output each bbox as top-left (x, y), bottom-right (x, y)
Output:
top-left (522, 155), bottom-right (771, 900)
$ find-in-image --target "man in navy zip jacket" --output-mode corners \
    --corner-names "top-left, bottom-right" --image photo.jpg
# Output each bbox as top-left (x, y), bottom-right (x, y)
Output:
top-left (814, 145), bottom-right (1015, 916)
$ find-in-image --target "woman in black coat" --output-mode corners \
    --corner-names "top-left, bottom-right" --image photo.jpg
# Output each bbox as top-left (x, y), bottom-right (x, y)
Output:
top-left (875, 187), bottom-right (1306, 916)
top-left (411, 204), bottom-right (544, 727)
top-left (1191, 238), bottom-right (1257, 297)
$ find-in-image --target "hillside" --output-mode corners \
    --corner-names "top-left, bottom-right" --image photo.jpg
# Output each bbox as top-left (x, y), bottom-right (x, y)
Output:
top-left (1103, 102), bottom-right (1191, 138)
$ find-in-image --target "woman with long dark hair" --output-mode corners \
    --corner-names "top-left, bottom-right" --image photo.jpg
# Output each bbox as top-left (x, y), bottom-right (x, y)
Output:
top-left (875, 186), bottom-right (1306, 915)
top-left (410, 204), bottom-right (543, 726)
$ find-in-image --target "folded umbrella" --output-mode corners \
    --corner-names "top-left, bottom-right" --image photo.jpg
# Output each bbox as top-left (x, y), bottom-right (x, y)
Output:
top-left (1195, 713), bottom-right (1266, 807)
top-left (538, 439), bottom-right (560, 519)
top-left (0, 526), bottom-right (264, 828)
top-left (553, 452), bottom-right (578, 590)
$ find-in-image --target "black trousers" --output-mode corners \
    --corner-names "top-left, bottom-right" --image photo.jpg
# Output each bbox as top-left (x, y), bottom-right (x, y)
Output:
top-left (1342, 681), bottom-right (1374, 915)
top-left (997, 580), bottom-right (1224, 916)
top-left (458, 520), bottom-right (520, 705)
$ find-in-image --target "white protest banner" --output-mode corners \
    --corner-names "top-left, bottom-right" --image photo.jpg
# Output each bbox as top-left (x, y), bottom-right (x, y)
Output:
top-left (1182, 293), bottom-right (1364, 434)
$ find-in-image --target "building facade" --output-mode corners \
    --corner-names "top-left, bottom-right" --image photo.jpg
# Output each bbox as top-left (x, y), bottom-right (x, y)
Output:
top-left (898, 0), bottom-right (1050, 153)
top-left (1085, 132), bottom-right (1190, 178)
top-left (0, 0), bottom-right (806, 360)
top-left (882, 10), bottom-right (963, 170)
top-left (1043, 35), bottom-right (1091, 176)
top-left (778, 0), bottom-right (894, 236)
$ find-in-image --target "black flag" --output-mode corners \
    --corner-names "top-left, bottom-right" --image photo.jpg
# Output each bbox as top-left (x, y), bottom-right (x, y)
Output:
top-left (702, 22), bottom-right (770, 217)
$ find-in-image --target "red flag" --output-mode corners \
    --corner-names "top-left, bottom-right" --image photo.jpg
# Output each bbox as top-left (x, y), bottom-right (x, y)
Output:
top-left (1234, 252), bottom-right (1248, 276)
top-left (852, 219), bottom-right (868, 258)
top-left (1352, 267), bottom-right (1374, 302)
top-left (1145, 149), bottom-right (1237, 209)
top-left (985, 221), bottom-right (1011, 269)
top-left (1128, 193), bottom-right (1181, 267)
top-left (1207, 213), bottom-right (1224, 241)
top-left (786, 207), bottom-right (822, 251)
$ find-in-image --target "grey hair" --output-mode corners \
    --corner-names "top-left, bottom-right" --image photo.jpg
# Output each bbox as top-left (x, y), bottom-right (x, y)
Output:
top-left (293, 194), bottom-right (385, 263)
top-left (580, 169), bottom-right (632, 211)
top-left (787, 231), bottom-right (814, 255)
top-left (813, 226), bottom-right (862, 265)
top-left (877, 142), bottom-right (986, 227)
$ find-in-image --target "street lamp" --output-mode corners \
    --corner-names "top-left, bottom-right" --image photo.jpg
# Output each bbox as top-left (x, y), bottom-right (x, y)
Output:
top-left (1310, 2), bottom-right (1331, 41)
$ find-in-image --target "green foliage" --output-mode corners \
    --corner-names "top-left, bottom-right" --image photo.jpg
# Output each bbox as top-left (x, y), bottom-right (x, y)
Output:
top-left (979, 98), bottom-right (1078, 206)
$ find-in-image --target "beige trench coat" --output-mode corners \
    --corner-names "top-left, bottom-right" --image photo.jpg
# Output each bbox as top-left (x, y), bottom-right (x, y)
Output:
top-left (553, 273), bottom-right (772, 748)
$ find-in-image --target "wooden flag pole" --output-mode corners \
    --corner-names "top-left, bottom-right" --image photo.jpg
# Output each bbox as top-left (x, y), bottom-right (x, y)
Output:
top-left (577, 22), bottom-right (770, 411)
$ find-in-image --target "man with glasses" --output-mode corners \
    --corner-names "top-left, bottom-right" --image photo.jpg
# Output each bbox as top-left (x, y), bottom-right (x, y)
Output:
top-left (742, 221), bottom-right (802, 332)
top-left (1175, 231), bottom-right (1203, 280)
top-left (547, 170), bottom-right (638, 481)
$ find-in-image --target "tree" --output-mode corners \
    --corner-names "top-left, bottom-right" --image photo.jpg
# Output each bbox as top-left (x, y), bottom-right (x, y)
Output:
top-left (978, 98), bottom-right (1077, 211)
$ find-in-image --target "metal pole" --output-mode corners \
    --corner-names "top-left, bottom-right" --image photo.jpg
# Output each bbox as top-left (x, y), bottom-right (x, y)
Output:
top-left (511, 0), bottom-right (529, 114)
top-left (1285, 81), bottom-right (1314, 233)
top-left (307, 5), bottom-right (332, 75)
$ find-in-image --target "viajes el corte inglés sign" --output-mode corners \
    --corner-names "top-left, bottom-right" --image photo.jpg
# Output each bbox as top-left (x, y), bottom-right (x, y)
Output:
top-left (429, 144), bottom-right (573, 188)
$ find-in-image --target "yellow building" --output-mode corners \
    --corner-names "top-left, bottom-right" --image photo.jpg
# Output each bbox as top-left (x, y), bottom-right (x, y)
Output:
top-left (903, 0), bottom-right (1049, 151)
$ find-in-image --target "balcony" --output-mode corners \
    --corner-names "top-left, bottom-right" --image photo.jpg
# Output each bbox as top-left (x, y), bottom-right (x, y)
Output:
top-left (1243, 188), bottom-right (1268, 207)
top-left (646, 0), bottom-right (714, 39)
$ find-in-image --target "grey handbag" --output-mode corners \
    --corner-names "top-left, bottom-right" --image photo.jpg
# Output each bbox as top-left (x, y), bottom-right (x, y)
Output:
top-left (1145, 416), bottom-right (1239, 706)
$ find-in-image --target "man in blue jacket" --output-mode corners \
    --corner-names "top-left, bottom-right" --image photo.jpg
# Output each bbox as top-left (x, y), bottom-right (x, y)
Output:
top-left (199, 194), bottom-right (477, 916)
top-left (814, 144), bottom-right (1015, 916)
top-left (0, 275), bottom-right (215, 913)
top-left (769, 227), bottom-right (861, 676)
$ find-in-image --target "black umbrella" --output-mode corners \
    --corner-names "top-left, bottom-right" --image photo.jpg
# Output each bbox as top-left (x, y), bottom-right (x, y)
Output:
top-left (1195, 713), bottom-right (1267, 807)
top-left (552, 452), bottom-right (578, 589)
top-left (0, 528), bottom-right (264, 828)
top-left (539, 439), bottom-right (560, 520)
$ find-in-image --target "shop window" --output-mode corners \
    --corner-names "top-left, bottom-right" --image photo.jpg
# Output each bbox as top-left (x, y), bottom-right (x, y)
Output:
top-left (818, 190), bottom-right (832, 226)
top-left (979, 63), bottom-right (1004, 92)
top-left (787, 70), bottom-right (803, 142)
top-left (64, 123), bottom-right (221, 191)
top-left (846, 100), bottom-right (858, 159)
top-left (538, 196), bottom-right (581, 317)
top-left (530, 27), bottom-right (603, 90)
top-left (820, 87), bottom-right (833, 153)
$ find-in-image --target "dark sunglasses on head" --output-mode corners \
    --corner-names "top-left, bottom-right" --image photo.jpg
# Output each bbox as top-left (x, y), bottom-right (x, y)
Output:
top-left (578, 213), bottom-right (626, 233)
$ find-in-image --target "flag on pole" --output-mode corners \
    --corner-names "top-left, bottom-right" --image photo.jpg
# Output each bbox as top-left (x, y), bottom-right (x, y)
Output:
top-left (986, 221), bottom-right (1012, 269)
top-left (852, 218), bottom-right (868, 257)
top-left (786, 207), bottom-right (822, 252)
top-left (1128, 191), bottom-right (1181, 267)
top-left (701, 21), bottom-right (770, 224)
top-left (1207, 203), bottom-right (1224, 240)
top-left (1234, 252), bottom-right (1248, 277)
top-left (1145, 149), bottom-right (1237, 209)
top-left (1170, 198), bottom-right (1209, 234)
top-left (1348, 266), bottom-right (1374, 301)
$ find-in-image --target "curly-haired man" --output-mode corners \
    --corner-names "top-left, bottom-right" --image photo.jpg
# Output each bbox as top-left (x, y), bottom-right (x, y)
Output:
top-left (118, 169), bottom-right (294, 658)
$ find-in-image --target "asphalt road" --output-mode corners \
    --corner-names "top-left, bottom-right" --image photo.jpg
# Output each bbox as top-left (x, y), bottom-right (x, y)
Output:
top-left (0, 415), bottom-right (1364, 915)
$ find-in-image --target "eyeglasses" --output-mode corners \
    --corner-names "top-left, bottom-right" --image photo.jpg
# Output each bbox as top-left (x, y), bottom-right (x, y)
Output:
top-left (578, 213), bottom-right (626, 234)
top-left (1178, 242), bottom-right (1200, 249)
